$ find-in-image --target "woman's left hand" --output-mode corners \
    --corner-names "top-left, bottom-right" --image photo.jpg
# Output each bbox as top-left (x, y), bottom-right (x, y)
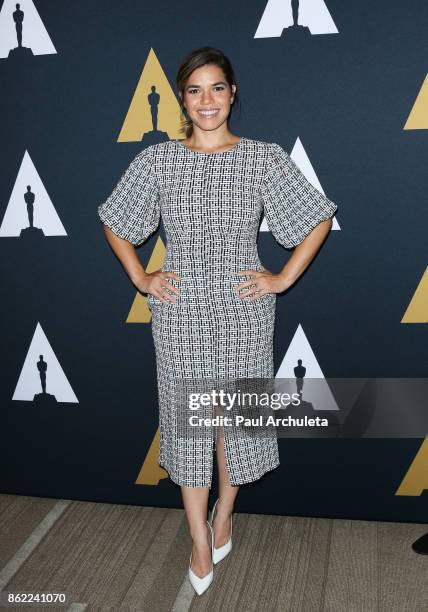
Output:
top-left (236, 268), bottom-right (291, 301)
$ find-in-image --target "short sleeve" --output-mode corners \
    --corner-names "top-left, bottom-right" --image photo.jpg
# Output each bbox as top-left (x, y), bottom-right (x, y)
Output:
top-left (260, 143), bottom-right (338, 249)
top-left (97, 146), bottom-right (160, 246)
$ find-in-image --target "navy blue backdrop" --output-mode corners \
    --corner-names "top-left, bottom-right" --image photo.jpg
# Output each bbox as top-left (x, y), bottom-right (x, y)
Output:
top-left (1, 0), bottom-right (427, 522)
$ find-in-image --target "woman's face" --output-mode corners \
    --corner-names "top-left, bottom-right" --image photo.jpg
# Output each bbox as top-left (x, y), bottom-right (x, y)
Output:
top-left (181, 64), bottom-right (236, 133)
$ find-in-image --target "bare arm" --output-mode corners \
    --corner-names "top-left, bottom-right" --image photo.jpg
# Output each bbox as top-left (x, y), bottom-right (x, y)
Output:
top-left (237, 217), bottom-right (333, 300)
top-left (278, 217), bottom-right (333, 288)
top-left (101, 224), bottom-right (180, 303)
top-left (102, 225), bottom-right (147, 287)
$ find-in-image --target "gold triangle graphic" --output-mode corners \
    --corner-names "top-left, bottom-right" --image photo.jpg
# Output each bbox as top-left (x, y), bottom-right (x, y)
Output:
top-left (395, 436), bottom-right (428, 496)
top-left (401, 266), bottom-right (428, 323)
top-left (403, 73), bottom-right (428, 130)
top-left (118, 47), bottom-right (184, 142)
top-left (135, 427), bottom-right (168, 485)
top-left (127, 236), bottom-right (166, 323)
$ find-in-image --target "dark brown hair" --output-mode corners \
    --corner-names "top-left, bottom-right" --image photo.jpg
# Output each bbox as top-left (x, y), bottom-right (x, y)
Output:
top-left (176, 46), bottom-right (240, 138)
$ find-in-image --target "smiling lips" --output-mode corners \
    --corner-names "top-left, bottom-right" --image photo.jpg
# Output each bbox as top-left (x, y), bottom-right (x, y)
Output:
top-left (197, 109), bottom-right (219, 118)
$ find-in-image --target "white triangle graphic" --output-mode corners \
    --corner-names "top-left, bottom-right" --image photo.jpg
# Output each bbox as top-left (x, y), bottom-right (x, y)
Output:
top-left (275, 324), bottom-right (338, 410)
top-left (0, 0), bottom-right (57, 58)
top-left (260, 137), bottom-right (340, 233)
top-left (13, 322), bottom-right (78, 402)
top-left (0, 150), bottom-right (67, 238)
top-left (255, 0), bottom-right (338, 38)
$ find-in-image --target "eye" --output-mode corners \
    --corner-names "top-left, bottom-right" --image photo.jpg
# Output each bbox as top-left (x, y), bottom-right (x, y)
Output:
top-left (187, 86), bottom-right (225, 94)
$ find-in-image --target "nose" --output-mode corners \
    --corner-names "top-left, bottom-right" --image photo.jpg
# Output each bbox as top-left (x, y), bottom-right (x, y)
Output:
top-left (201, 90), bottom-right (214, 104)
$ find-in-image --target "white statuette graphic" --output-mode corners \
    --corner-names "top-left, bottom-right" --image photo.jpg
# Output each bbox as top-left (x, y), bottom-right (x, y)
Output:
top-left (12, 322), bottom-right (78, 403)
top-left (255, 0), bottom-right (338, 38)
top-left (276, 323), bottom-right (339, 411)
top-left (0, 150), bottom-right (67, 238)
top-left (0, 0), bottom-right (57, 59)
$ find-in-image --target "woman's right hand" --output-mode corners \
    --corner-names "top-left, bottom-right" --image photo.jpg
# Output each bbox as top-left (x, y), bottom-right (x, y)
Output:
top-left (135, 270), bottom-right (181, 304)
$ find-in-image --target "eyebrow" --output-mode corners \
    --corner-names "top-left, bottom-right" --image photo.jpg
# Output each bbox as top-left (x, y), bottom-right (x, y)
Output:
top-left (185, 81), bottom-right (228, 90)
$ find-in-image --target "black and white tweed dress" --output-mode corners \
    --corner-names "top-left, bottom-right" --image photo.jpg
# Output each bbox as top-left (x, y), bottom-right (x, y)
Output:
top-left (98, 137), bottom-right (337, 488)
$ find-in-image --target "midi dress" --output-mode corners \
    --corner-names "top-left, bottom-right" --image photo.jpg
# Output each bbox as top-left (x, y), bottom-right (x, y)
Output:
top-left (97, 137), bottom-right (338, 488)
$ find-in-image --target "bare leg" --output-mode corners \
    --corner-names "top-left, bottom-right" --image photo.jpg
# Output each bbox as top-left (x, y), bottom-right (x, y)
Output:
top-left (181, 485), bottom-right (211, 577)
top-left (213, 403), bottom-right (240, 546)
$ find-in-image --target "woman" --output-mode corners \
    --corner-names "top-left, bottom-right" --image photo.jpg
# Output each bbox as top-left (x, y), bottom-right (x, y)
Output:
top-left (98, 46), bottom-right (337, 595)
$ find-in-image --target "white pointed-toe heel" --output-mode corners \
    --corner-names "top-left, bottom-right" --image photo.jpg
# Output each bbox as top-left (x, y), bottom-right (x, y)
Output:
top-left (188, 520), bottom-right (214, 596)
top-left (209, 498), bottom-right (233, 564)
